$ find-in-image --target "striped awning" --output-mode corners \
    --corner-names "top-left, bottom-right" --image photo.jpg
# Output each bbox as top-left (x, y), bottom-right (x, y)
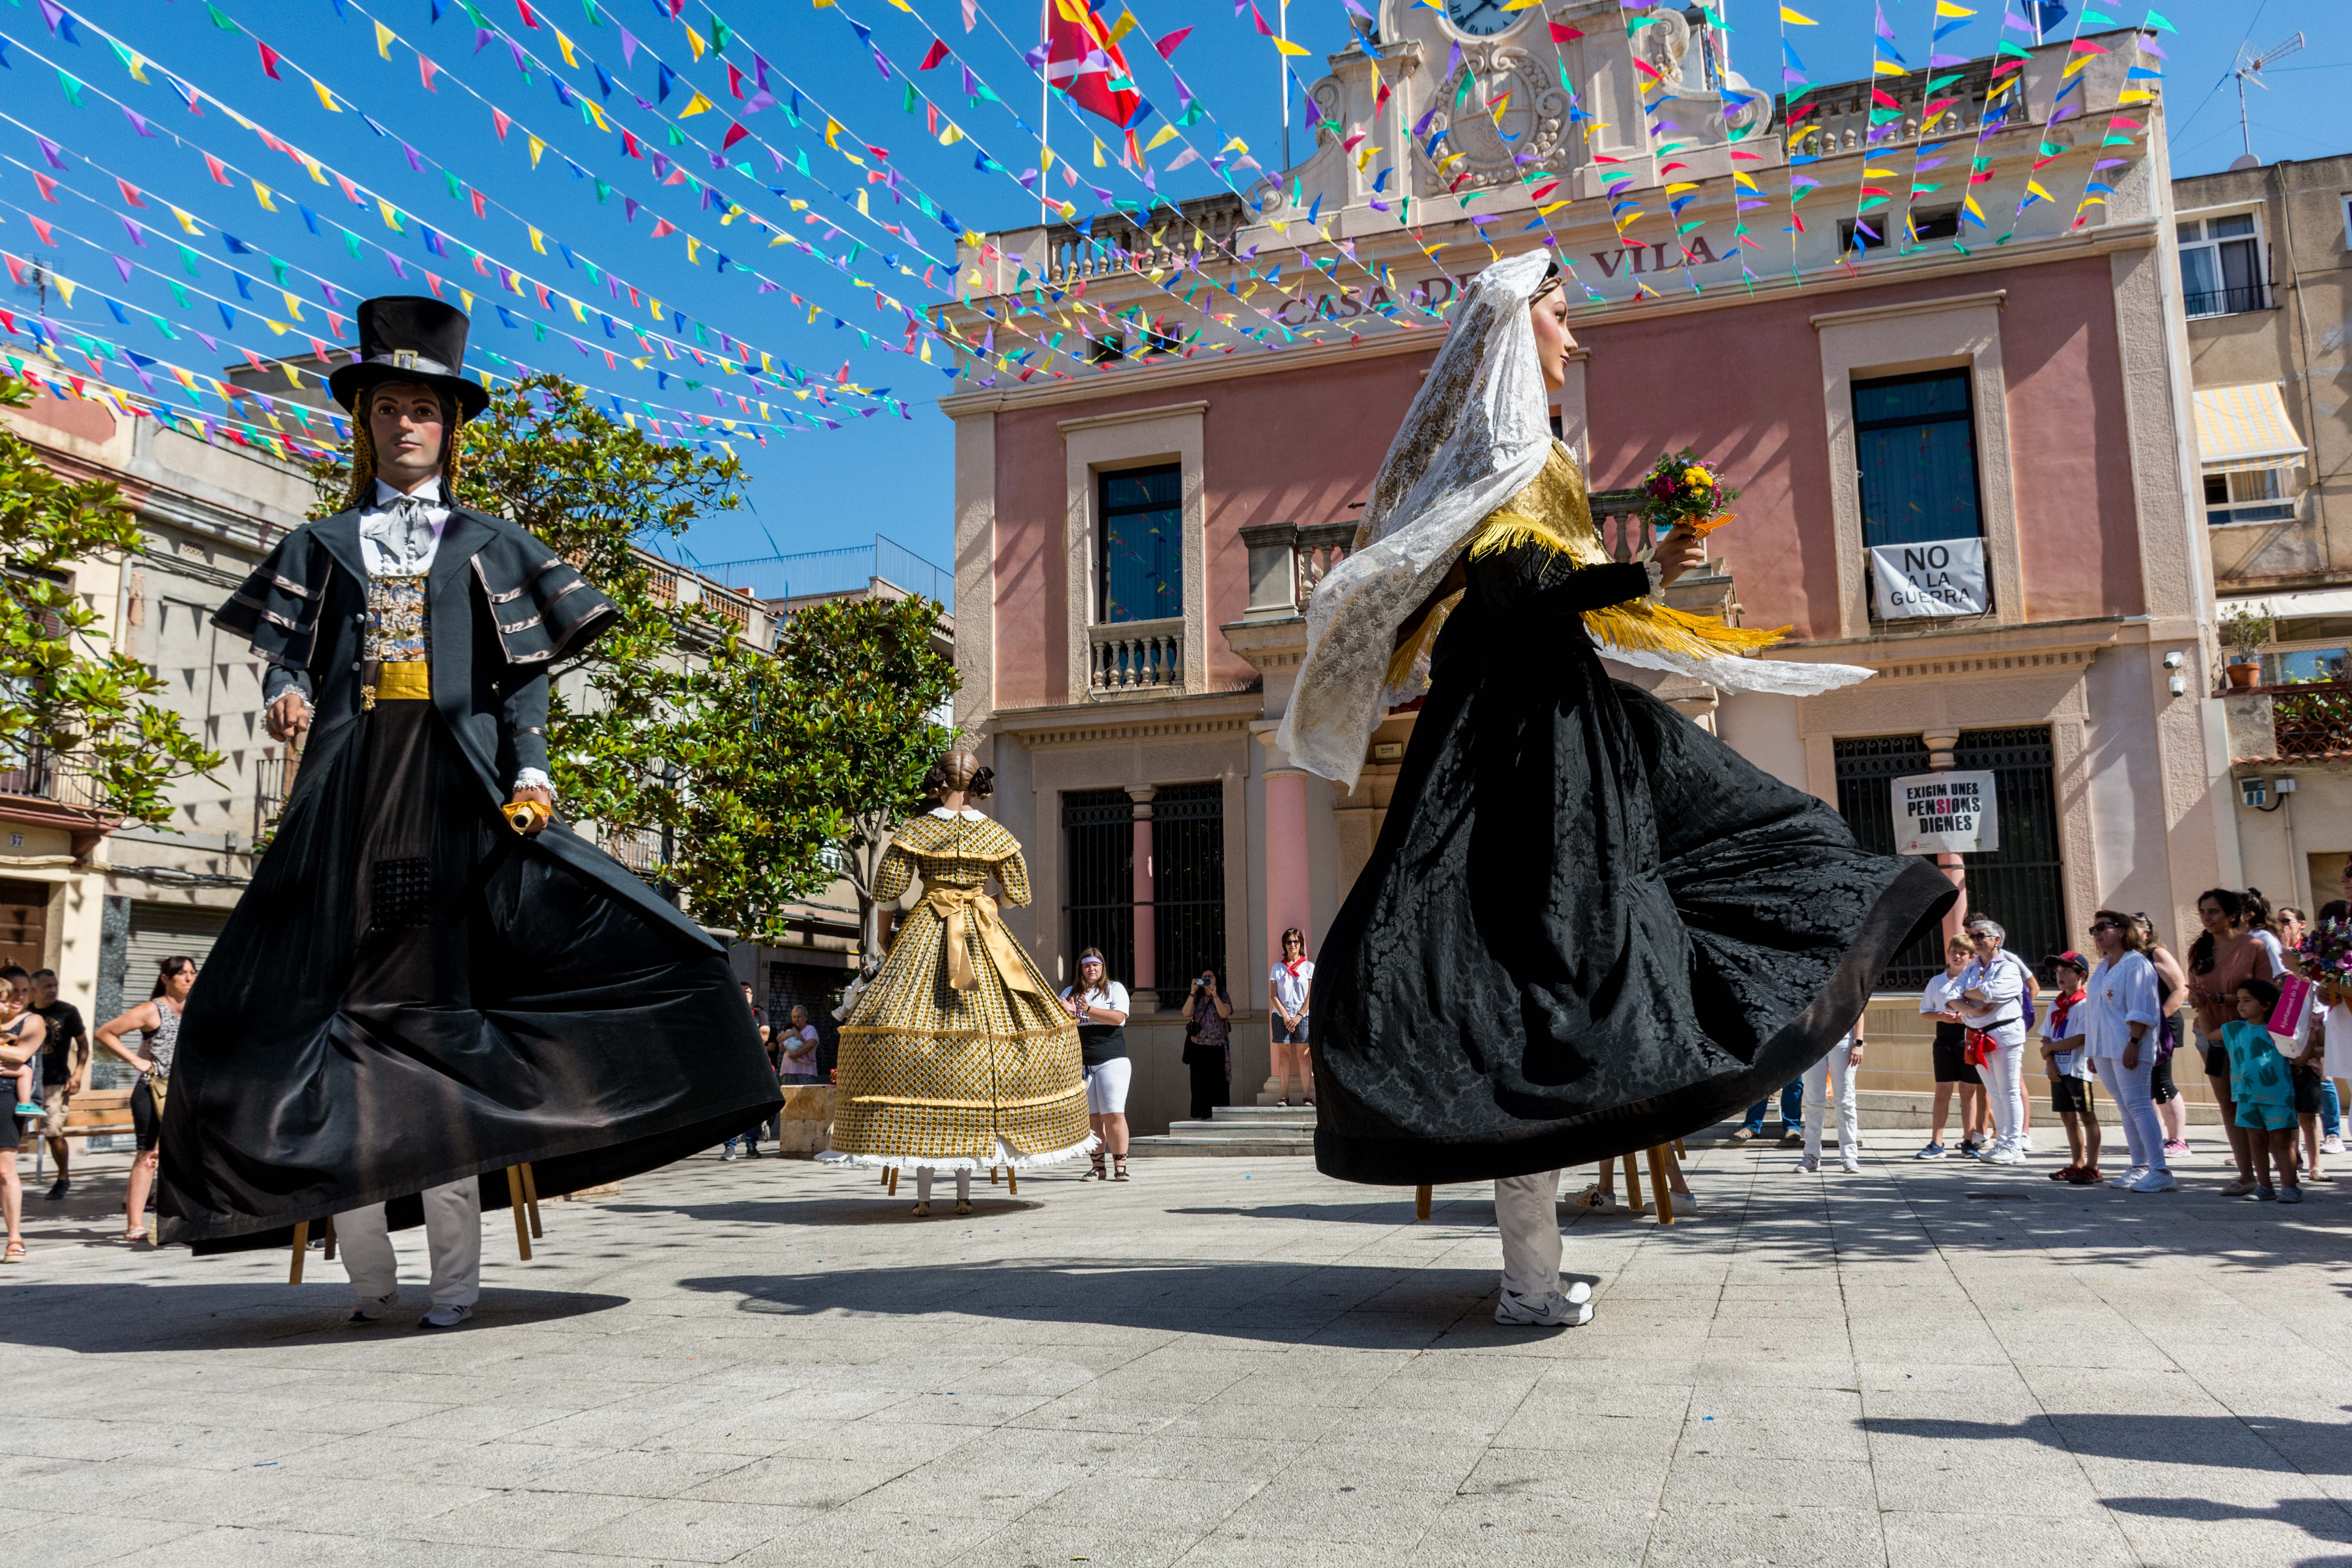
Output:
top-left (2194, 383), bottom-right (2308, 475)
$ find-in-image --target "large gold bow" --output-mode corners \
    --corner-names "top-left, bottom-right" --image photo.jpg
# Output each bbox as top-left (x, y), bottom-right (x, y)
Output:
top-left (925, 886), bottom-right (1044, 998)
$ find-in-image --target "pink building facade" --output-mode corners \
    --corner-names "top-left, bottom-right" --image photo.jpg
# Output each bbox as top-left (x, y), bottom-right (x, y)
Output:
top-left (940, 10), bottom-right (2234, 1135)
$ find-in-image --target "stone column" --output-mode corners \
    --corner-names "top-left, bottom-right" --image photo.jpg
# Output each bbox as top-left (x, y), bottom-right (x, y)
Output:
top-left (1127, 785), bottom-right (1156, 1007)
top-left (1925, 729), bottom-right (1969, 940)
top-left (1259, 764), bottom-right (1314, 1103)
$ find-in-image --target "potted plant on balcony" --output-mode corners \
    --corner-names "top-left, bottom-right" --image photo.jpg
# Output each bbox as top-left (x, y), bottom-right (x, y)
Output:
top-left (2220, 603), bottom-right (2274, 690)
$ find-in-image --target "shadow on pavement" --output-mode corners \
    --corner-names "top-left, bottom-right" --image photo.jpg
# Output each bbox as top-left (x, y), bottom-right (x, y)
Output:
top-left (679, 1258), bottom-right (1512, 1346)
top-left (1865, 1413), bottom-right (2352, 1477)
top-left (2102, 1494), bottom-right (2352, 1560)
top-left (0, 1282), bottom-right (629, 1352)
top-left (1165, 1202), bottom-right (1499, 1226)
top-left (608, 1196), bottom-right (1048, 1227)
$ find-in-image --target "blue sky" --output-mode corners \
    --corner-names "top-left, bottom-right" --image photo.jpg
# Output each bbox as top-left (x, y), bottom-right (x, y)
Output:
top-left (3, 0), bottom-right (2343, 579)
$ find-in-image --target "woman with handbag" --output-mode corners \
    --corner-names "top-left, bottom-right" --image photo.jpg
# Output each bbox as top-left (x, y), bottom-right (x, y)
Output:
top-left (94, 956), bottom-right (196, 1244)
top-left (1184, 970), bottom-right (1233, 1122)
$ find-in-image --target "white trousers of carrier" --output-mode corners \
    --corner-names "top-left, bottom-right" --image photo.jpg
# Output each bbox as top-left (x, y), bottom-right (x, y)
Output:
top-left (1493, 1169), bottom-right (1564, 1299)
top-left (338, 1177), bottom-right (482, 1308)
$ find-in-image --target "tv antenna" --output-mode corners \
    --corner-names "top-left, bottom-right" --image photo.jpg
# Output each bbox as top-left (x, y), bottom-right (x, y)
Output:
top-left (2230, 33), bottom-right (2304, 171)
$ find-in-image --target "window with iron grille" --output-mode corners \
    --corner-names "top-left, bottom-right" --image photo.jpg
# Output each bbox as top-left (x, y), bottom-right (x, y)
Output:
top-left (1062, 789), bottom-right (1135, 988)
top-left (1098, 465), bottom-right (1183, 624)
top-left (1832, 727), bottom-right (2065, 991)
top-left (1149, 782), bottom-right (1227, 1010)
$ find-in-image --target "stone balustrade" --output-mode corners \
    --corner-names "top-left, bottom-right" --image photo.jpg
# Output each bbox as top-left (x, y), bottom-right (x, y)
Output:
top-left (1089, 617), bottom-right (1184, 693)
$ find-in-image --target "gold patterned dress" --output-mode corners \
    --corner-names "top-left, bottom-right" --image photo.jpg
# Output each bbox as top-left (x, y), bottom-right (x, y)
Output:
top-left (822, 808), bottom-right (1093, 1170)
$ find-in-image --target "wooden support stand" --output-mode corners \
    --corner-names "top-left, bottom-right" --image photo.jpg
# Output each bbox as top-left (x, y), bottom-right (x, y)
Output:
top-left (1620, 1152), bottom-right (1644, 1214)
top-left (886, 1167), bottom-right (899, 1197)
top-left (288, 1220), bottom-right (309, 1285)
top-left (506, 1167), bottom-right (532, 1261)
top-left (1646, 1144), bottom-right (1676, 1227)
top-left (1414, 1184), bottom-right (1432, 1221)
top-left (322, 1215), bottom-right (338, 1261)
top-left (1005, 1166), bottom-right (1018, 1196)
top-left (519, 1162), bottom-right (543, 1240)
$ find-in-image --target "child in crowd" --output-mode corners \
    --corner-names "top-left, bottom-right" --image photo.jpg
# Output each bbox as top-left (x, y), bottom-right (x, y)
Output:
top-left (7, 1049), bottom-right (33, 1119)
top-left (2280, 946), bottom-right (2331, 1183)
top-left (2225, 978), bottom-right (2301, 1202)
top-left (2038, 951), bottom-right (2100, 1184)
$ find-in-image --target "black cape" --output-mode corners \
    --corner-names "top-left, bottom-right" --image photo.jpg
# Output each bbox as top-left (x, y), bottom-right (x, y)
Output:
top-left (158, 503), bottom-right (780, 1254)
top-left (1311, 542), bottom-right (1954, 1185)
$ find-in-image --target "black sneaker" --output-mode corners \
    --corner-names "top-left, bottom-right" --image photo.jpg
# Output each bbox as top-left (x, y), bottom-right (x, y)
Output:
top-left (44, 1177), bottom-right (68, 1201)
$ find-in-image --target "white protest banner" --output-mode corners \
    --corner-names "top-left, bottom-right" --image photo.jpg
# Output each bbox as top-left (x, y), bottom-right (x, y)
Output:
top-left (1869, 538), bottom-right (1988, 619)
top-left (1892, 770), bottom-right (2000, 855)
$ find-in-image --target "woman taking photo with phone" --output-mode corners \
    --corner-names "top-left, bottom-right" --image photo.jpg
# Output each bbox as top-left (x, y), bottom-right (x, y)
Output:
top-left (1185, 969), bottom-right (1233, 1121)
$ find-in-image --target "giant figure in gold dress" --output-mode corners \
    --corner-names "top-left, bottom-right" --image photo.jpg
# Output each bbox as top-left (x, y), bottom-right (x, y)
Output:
top-left (821, 751), bottom-right (1093, 1214)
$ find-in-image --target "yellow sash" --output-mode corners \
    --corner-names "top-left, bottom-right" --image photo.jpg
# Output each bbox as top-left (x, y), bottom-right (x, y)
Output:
top-left (924, 886), bottom-right (1043, 998)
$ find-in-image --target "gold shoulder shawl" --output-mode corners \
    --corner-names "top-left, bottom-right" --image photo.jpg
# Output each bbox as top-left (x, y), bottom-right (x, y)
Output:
top-left (1386, 443), bottom-right (1785, 686)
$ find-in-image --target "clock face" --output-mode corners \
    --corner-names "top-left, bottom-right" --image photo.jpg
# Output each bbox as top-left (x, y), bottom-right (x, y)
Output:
top-left (1444, 0), bottom-right (1517, 37)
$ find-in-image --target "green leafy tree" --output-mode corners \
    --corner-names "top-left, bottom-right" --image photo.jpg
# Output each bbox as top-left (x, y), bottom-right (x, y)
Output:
top-left (678, 594), bottom-right (958, 955)
top-left (309, 372), bottom-right (741, 844)
top-left (0, 372), bottom-right (222, 823)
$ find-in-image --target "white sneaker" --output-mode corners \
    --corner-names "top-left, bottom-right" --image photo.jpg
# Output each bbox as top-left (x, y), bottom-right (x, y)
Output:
top-left (2017, 1136), bottom-right (2034, 1154)
top-left (1985, 1149), bottom-right (2027, 1166)
top-left (2327, 1136), bottom-right (2345, 1156)
top-left (1496, 1286), bottom-right (1594, 1327)
top-left (2128, 1170), bottom-right (2179, 1193)
top-left (1574, 1186), bottom-right (1619, 1211)
top-left (345, 1290), bottom-right (398, 1326)
top-left (2108, 1167), bottom-right (2147, 1189)
top-left (1795, 1155), bottom-right (1821, 1174)
top-left (1664, 1190), bottom-right (1700, 1211)
top-left (1841, 1157), bottom-right (1862, 1174)
top-left (415, 1303), bottom-right (474, 1330)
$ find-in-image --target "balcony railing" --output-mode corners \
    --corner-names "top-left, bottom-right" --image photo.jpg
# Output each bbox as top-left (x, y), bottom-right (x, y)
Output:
top-left (0, 748), bottom-right (108, 813)
top-left (1238, 521), bottom-right (1358, 620)
top-left (253, 753), bottom-right (293, 842)
top-left (701, 534), bottom-right (954, 614)
top-left (2223, 681), bottom-right (2352, 763)
top-left (604, 824), bottom-right (668, 877)
top-left (2185, 282), bottom-right (2274, 319)
top-left (1089, 617), bottom-right (1183, 694)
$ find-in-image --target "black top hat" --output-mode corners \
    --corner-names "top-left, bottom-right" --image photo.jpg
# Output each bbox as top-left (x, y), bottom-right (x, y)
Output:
top-left (328, 296), bottom-right (489, 424)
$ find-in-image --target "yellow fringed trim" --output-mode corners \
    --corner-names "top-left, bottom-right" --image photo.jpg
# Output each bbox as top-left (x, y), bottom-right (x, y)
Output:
top-left (1469, 512), bottom-right (1611, 568)
top-left (1585, 601), bottom-right (1789, 660)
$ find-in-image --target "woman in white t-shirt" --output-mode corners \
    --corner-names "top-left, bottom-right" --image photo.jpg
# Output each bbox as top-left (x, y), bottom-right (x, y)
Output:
top-left (1269, 927), bottom-right (1315, 1107)
top-left (1061, 949), bottom-right (1132, 1181)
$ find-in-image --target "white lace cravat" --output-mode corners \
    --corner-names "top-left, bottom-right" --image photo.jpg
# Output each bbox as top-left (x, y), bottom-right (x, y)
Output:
top-left (362, 492), bottom-right (441, 575)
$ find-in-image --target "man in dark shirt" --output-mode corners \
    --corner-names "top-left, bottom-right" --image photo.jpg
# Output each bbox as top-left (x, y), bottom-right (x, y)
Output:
top-left (29, 968), bottom-right (88, 1200)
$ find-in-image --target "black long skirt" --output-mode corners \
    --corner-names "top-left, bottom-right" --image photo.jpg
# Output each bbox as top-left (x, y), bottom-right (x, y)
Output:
top-left (156, 699), bottom-right (780, 1253)
top-left (1310, 542), bottom-right (1954, 1185)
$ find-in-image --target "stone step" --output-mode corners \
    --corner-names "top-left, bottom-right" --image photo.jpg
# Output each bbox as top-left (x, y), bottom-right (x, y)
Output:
top-left (1205, 1105), bottom-right (1317, 1125)
top-left (1127, 1134), bottom-right (1316, 1158)
top-left (1163, 1118), bottom-right (1314, 1141)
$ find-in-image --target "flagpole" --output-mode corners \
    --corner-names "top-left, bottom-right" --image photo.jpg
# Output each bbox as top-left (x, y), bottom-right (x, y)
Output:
top-left (1279, 0), bottom-right (1292, 172)
top-left (1040, 0), bottom-right (1052, 225)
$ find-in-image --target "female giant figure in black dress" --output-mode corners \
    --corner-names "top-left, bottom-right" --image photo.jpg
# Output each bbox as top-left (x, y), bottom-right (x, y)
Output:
top-left (155, 298), bottom-right (778, 1324)
top-left (1279, 253), bottom-right (1952, 1327)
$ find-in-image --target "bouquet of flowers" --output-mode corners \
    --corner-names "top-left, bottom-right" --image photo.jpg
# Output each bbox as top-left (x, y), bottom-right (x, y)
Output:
top-left (1639, 447), bottom-right (1742, 537)
top-left (2302, 915), bottom-right (2352, 989)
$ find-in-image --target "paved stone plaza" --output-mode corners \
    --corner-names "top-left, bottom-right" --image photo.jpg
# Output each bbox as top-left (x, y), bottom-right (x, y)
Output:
top-left (4, 1132), bottom-right (2351, 1567)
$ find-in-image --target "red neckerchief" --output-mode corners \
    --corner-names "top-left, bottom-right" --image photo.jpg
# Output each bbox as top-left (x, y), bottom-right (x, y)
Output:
top-left (1283, 956), bottom-right (1308, 976)
top-left (2048, 985), bottom-right (2087, 1040)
